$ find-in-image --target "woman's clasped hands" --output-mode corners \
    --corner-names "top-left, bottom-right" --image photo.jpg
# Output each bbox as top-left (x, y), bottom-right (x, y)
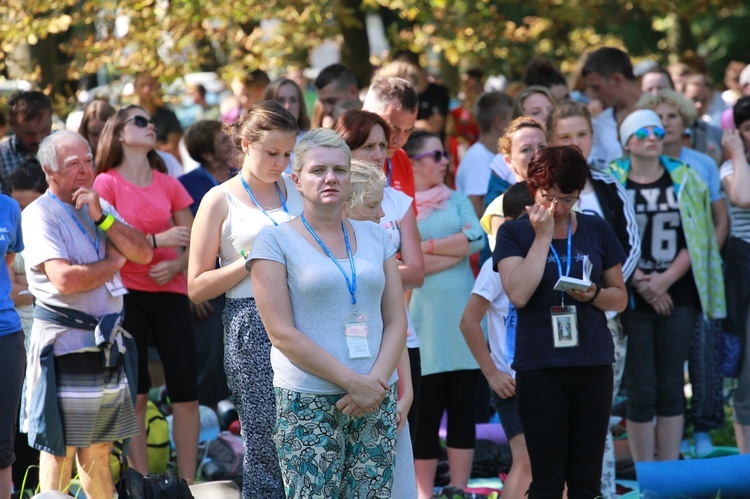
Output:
top-left (335, 372), bottom-right (389, 418)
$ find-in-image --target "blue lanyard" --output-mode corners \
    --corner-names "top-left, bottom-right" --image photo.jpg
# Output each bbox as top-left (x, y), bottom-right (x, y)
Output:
top-left (199, 167), bottom-right (220, 187)
top-left (47, 191), bottom-right (101, 256)
top-left (239, 175), bottom-right (290, 226)
top-left (300, 213), bottom-right (358, 314)
top-left (385, 158), bottom-right (392, 187)
top-left (549, 218), bottom-right (572, 305)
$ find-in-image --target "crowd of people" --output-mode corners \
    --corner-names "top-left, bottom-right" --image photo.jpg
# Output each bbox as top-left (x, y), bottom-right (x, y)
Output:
top-left (0, 45), bottom-right (749, 499)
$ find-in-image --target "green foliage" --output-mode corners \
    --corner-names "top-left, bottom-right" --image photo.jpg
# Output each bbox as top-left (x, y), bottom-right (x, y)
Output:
top-left (0, 0), bottom-right (748, 94)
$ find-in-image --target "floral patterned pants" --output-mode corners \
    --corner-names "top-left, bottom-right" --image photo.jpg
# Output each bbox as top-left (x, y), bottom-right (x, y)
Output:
top-left (273, 384), bottom-right (398, 498)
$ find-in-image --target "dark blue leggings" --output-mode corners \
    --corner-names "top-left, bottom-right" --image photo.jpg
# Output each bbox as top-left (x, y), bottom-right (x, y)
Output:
top-left (516, 365), bottom-right (613, 499)
top-left (0, 331), bottom-right (25, 469)
top-left (623, 306), bottom-right (694, 422)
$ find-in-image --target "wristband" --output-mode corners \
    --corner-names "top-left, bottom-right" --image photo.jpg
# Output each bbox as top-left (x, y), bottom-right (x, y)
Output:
top-left (427, 239), bottom-right (434, 255)
top-left (94, 213), bottom-right (107, 225)
top-left (151, 233), bottom-right (157, 248)
top-left (97, 213), bottom-right (115, 231)
top-left (587, 284), bottom-right (601, 303)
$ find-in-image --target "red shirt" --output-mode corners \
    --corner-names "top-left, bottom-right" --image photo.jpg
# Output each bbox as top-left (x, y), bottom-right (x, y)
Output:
top-left (385, 148), bottom-right (417, 215)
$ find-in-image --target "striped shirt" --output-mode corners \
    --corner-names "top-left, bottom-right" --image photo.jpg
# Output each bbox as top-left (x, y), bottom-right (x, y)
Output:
top-left (720, 160), bottom-right (750, 244)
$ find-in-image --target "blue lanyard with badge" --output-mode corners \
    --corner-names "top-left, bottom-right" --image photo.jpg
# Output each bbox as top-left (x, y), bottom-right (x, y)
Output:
top-left (240, 175), bottom-right (291, 226)
top-left (47, 192), bottom-right (128, 297)
top-left (301, 213), bottom-right (370, 359)
top-left (548, 218), bottom-right (579, 348)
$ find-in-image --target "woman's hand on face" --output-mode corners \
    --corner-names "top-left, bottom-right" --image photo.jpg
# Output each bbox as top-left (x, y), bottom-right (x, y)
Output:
top-left (722, 129), bottom-right (746, 160)
top-left (157, 226), bottom-right (191, 248)
top-left (527, 201), bottom-right (555, 240)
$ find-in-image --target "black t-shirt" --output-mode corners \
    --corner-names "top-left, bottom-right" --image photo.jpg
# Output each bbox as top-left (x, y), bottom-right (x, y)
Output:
top-left (626, 171), bottom-right (698, 308)
top-left (493, 213), bottom-right (625, 372)
top-left (417, 83), bottom-right (450, 121)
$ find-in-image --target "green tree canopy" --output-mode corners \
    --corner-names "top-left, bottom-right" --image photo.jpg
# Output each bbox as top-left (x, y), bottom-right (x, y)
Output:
top-left (0, 0), bottom-right (746, 103)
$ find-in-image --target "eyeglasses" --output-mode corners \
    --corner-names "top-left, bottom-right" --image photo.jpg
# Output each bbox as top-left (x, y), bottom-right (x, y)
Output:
top-left (126, 115), bottom-right (156, 128)
top-left (541, 194), bottom-right (579, 205)
top-left (409, 149), bottom-right (450, 162)
top-left (633, 126), bottom-right (665, 141)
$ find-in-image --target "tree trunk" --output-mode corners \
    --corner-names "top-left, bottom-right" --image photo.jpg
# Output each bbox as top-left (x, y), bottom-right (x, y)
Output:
top-left (338, 0), bottom-right (371, 88)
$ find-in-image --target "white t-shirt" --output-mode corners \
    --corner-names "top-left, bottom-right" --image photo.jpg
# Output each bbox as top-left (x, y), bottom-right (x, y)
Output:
top-left (156, 150), bottom-right (184, 178)
top-left (488, 153), bottom-right (516, 183)
top-left (471, 259), bottom-right (515, 377)
top-left (380, 187), bottom-right (420, 349)
top-left (22, 193), bottom-right (126, 354)
top-left (218, 174), bottom-right (304, 298)
top-left (455, 142), bottom-right (496, 196)
top-left (720, 160), bottom-right (750, 244)
top-left (576, 179), bottom-right (605, 219)
top-left (590, 108), bottom-right (623, 171)
top-left (575, 180), bottom-right (616, 320)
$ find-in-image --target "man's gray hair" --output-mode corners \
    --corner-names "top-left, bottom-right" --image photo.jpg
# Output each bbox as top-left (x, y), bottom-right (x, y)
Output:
top-left (363, 76), bottom-right (418, 114)
top-left (37, 130), bottom-right (91, 173)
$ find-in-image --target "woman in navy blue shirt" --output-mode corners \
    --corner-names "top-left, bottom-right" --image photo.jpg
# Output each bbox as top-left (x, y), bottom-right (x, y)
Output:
top-left (494, 146), bottom-right (627, 499)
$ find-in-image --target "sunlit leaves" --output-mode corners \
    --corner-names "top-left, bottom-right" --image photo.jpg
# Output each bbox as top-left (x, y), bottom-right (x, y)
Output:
top-left (0, 0), bottom-right (746, 88)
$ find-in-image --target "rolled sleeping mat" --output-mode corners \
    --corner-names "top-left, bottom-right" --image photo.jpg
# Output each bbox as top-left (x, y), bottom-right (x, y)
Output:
top-left (636, 454), bottom-right (750, 498)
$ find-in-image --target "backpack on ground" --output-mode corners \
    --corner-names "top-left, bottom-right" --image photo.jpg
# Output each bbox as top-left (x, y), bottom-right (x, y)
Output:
top-left (199, 431), bottom-right (244, 487)
top-left (116, 468), bottom-right (194, 499)
top-left (146, 400), bottom-right (171, 474)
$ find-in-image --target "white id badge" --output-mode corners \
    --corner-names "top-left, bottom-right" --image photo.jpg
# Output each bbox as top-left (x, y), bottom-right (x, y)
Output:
top-left (105, 273), bottom-right (128, 297)
top-left (551, 305), bottom-right (579, 348)
top-left (344, 314), bottom-right (371, 359)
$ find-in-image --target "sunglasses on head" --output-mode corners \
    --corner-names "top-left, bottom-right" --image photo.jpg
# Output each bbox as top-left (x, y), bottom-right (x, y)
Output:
top-left (633, 126), bottom-right (665, 140)
top-left (409, 149), bottom-right (450, 162)
top-left (126, 115), bottom-right (156, 128)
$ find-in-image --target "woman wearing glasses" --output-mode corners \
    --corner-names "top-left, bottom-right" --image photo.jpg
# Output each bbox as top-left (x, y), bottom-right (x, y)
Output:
top-left (608, 109), bottom-right (724, 464)
top-left (495, 146), bottom-right (627, 498)
top-left (403, 131), bottom-right (485, 498)
top-left (546, 101), bottom-right (640, 498)
top-left (94, 106), bottom-right (199, 482)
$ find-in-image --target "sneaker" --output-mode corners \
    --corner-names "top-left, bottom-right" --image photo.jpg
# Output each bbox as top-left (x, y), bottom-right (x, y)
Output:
top-left (694, 431), bottom-right (715, 457)
top-left (680, 438), bottom-right (692, 457)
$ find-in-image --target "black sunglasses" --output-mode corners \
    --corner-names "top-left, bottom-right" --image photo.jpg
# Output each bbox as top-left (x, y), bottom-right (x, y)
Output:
top-left (126, 115), bottom-right (156, 128)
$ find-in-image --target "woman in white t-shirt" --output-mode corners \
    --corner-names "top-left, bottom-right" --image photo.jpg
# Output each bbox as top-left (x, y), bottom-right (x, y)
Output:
top-left (343, 159), bottom-right (419, 497)
top-left (187, 101), bottom-right (301, 498)
top-left (333, 109), bottom-right (425, 436)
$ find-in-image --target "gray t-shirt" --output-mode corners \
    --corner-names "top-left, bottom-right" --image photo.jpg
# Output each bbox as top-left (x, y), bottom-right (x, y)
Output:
top-left (22, 191), bottom-right (125, 353)
top-left (250, 219), bottom-right (398, 394)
